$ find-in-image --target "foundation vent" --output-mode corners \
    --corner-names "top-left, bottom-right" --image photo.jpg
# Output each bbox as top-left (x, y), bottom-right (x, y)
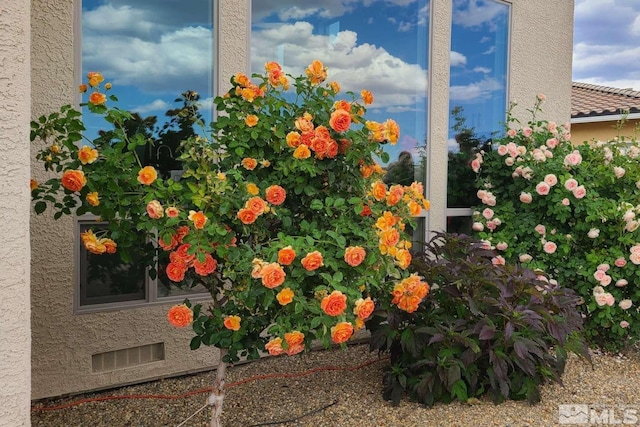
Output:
top-left (92, 342), bottom-right (165, 373)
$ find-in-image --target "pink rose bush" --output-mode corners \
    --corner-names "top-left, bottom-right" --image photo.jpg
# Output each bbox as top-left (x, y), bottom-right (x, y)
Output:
top-left (472, 96), bottom-right (640, 350)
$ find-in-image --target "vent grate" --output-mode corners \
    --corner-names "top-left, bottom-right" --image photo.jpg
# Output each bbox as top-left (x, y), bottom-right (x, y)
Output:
top-left (92, 343), bottom-right (164, 372)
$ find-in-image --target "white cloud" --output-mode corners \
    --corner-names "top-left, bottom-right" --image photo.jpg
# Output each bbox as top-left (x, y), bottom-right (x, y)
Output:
top-left (482, 46), bottom-right (496, 55)
top-left (447, 137), bottom-right (460, 153)
top-left (132, 99), bottom-right (170, 114)
top-left (450, 77), bottom-right (503, 102)
top-left (452, 0), bottom-right (507, 29)
top-left (450, 51), bottom-right (467, 67)
top-left (473, 67), bottom-right (491, 74)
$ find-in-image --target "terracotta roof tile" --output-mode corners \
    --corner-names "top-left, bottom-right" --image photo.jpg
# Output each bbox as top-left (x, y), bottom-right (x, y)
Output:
top-left (572, 82), bottom-right (640, 118)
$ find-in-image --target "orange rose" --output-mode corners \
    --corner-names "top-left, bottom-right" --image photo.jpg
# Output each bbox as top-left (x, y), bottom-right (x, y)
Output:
top-left (371, 181), bottom-right (387, 201)
top-left (167, 304), bottom-right (193, 328)
top-left (375, 211), bottom-right (397, 230)
top-left (276, 287), bottom-right (294, 305)
top-left (241, 157), bottom-right (258, 170)
top-left (277, 246), bottom-right (296, 266)
top-left (86, 192), bottom-right (100, 207)
top-left (383, 119), bottom-right (400, 144)
top-left (174, 243), bottom-right (195, 266)
top-left (344, 246), bottom-right (366, 267)
top-left (166, 262), bottom-right (187, 282)
top-left (361, 164), bottom-right (374, 178)
top-left (301, 251), bottom-right (324, 271)
top-left (79, 84), bottom-right (88, 93)
top-left (100, 238), bottom-right (117, 254)
top-left (233, 72), bottom-right (250, 87)
top-left (305, 59), bottom-right (327, 85)
top-left (89, 92), bottom-right (107, 105)
top-left (353, 297), bottom-right (375, 320)
top-left (61, 169), bottom-right (86, 192)
top-left (361, 90), bottom-right (374, 105)
top-left (326, 139), bottom-right (339, 158)
top-left (165, 207), bottom-right (180, 218)
top-left (137, 166), bottom-right (157, 185)
top-left (329, 109), bottom-right (352, 133)
top-left (30, 179), bottom-right (38, 191)
top-left (78, 146), bottom-right (98, 164)
top-left (379, 228), bottom-right (400, 248)
top-left (84, 239), bottom-right (106, 255)
top-left (284, 331), bottom-right (305, 355)
top-left (321, 290), bottom-right (347, 316)
top-left (265, 185), bottom-right (286, 205)
top-left (295, 113), bottom-right (314, 132)
top-left (395, 249), bottom-right (412, 269)
top-left (146, 200), bottom-right (164, 219)
top-left (237, 208), bottom-right (258, 225)
top-left (188, 210), bottom-right (208, 229)
top-left (339, 139), bottom-right (351, 155)
top-left (408, 200), bottom-right (422, 216)
top-left (194, 253), bottom-right (217, 276)
top-left (293, 144), bottom-right (311, 160)
top-left (86, 71), bottom-right (104, 86)
top-left (245, 197), bottom-right (267, 216)
top-left (223, 315), bottom-right (241, 331)
top-left (245, 115), bottom-right (258, 127)
top-left (286, 131), bottom-right (301, 148)
top-left (329, 81), bottom-right (340, 93)
top-left (331, 322), bottom-right (354, 344)
top-left (260, 262), bottom-right (286, 288)
top-left (333, 100), bottom-right (351, 111)
top-left (265, 337), bottom-right (284, 356)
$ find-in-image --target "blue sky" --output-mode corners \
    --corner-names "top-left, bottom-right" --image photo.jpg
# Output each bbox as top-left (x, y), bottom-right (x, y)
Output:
top-left (81, 0), bottom-right (640, 159)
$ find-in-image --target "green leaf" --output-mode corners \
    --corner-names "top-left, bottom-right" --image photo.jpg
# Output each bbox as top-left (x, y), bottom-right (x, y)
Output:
top-left (190, 336), bottom-right (202, 350)
top-left (34, 201), bottom-right (47, 214)
top-left (451, 379), bottom-right (468, 402)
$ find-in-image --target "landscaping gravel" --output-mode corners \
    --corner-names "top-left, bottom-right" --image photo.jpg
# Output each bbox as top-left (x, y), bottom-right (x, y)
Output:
top-left (31, 343), bottom-right (640, 427)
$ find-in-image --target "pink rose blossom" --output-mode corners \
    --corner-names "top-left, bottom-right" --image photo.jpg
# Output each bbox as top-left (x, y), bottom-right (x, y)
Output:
top-left (472, 222), bottom-right (484, 232)
top-left (615, 257), bottom-right (627, 268)
top-left (544, 174), bottom-right (558, 186)
top-left (470, 159), bottom-right (481, 173)
top-left (496, 242), bottom-right (508, 251)
top-left (587, 228), bottom-right (600, 239)
top-left (593, 270), bottom-right (607, 282)
top-left (497, 145), bottom-right (508, 156)
top-left (493, 218), bottom-right (502, 226)
top-left (517, 146), bottom-right (527, 156)
top-left (604, 293), bottom-right (615, 306)
top-left (572, 185), bottom-right (586, 199)
top-left (625, 221), bottom-right (639, 232)
top-left (519, 254), bottom-right (532, 263)
top-left (523, 127), bottom-right (533, 137)
top-left (535, 224), bottom-right (546, 235)
top-left (520, 192), bottom-right (532, 204)
top-left (564, 150), bottom-right (582, 166)
top-left (564, 178), bottom-right (578, 191)
top-left (547, 122), bottom-right (557, 133)
top-left (623, 210), bottom-right (635, 222)
top-left (615, 279), bottom-right (628, 287)
top-left (561, 198), bottom-right (570, 206)
top-left (597, 263), bottom-right (610, 272)
top-left (544, 150), bottom-right (553, 158)
top-left (546, 137), bottom-right (558, 148)
top-left (480, 240), bottom-right (493, 250)
top-left (563, 132), bottom-right (572, 141)
top-left (595, 293), bottom-right (608, 306)
top-left (486, 220), bottom-right (497, 231)
top-left (614, 167), bottom-right (626, 178)
top-left (593, 286), bottom-right (604, 295)
top-left (521, 167), bottom-right (534, 180)
top-left (482, 208), bottom-right (494, 220)
top-left (533, 149), bottom-right (546, 162)
top-left (619, 299), bottom-right (632, 310)
top-left (505, 157), bottom-right (514, 166)
top-left (507, 128), bottom-right (517, 138)
top-left (536, 182), bottom-right (551, 196)
top-left (630, 252), bottom-right (640, 265)
top-left (620, 320), bottom-right (630, 329)
top-left (506, 142), bottom-right (518, 157)
top-left (484, 197), bottom-right (496, 206)
top-left (630, 244), bottom-right (640, 254)
top-left (600, 275), bottom-right (612, 286)
top-left (543, 241), bottom-right (557, 254)
top-left (477, 189), bottom-right (487, 200)
top-left (492, 256), bottom-right (506, 266)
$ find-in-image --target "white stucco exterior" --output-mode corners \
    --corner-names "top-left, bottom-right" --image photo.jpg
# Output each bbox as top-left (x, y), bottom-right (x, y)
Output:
top-left (19, 0), bottom-right (577, 402)
top-left (0, 0), bottom-right (32, 425)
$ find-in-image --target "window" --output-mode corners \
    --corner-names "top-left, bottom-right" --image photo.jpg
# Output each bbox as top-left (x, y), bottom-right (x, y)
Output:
top-left (251, 0), bottom-right (430, 241)
top-left (77, 0), bottom-right (215, 309)
top-left (446, 0), bottom-right (510, 233)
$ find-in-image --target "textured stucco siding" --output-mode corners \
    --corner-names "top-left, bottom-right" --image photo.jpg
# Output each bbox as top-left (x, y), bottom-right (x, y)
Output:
top-left (0, 0), bottom-right (32, 425)
top-left (29, 0), bottom-right (249, 400)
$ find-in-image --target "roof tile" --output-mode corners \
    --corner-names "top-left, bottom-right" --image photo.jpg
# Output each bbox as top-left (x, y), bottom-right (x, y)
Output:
top-left (572, 82), bottom-right (640, 118)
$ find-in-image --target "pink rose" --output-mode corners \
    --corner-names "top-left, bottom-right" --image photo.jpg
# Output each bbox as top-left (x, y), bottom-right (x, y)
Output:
top-left (595, 293), bottom-right (608, 306)
top-left (486, 220), bottom-right (497, 231)
top-left (619, 299), bottom-right (632, 310)
top-left (535, 224), bottom-right (546, 235)
top-left (547, 122), bottom-right (557, 133)
top-left (615, 279), bottom-right (628, 287)
top-left (587, 228), bottom-right (600, 239)
top-left (561, 198), bottom-right (570, 206)
top-left (536, 182), bottom-right (550, 196)
top-left (544, 174), bottom-right (558, 186)
top-left (507, 129), bottom-right (517, 138)
top-left (604, 293), bottom-right (615, 306)
top-left (625, 221), bottom-right (639, 232)
top-left (593, 270), bottom-right (607, 282)
top-left (564, 150), bottom-right (582, 166)
top-left (620, 320), bottom-right (630, 329)
top-left (537, 93), bottom-right (546, 101)
top-left (484, 197), bottom-right (496, 207)
top-left (519, 254), bottom-right (532, 263)
top-left (564, 178), bottom-right (578, 191)
top-left (546, 137), bottom-right (558, 148)
top-left (572, 185), bottom-right (586, 199)
top-left (615, 257), bottom-right (627, 268)
top-left (505, 157), bottom-right (514, 166)
top-left (630, 252), bottom-right (640, 265)
top-left (543, 241), bottom-right (557, 254)
top-left (507, 142), bottom-right (518, 157)
top-left (523, 127), bottom-right (533, 137)
top-left (482, 208), bottom-right (494, 220)
top-left (496, 242), bottom-right (508, 251)
top-left (520, 192), bottom-right (532, 204)
top-left (492, 256), bottom-right (506, 266)
top-left (472, 222), bottom-right (484, 232)
top-left (497, 145), bottom-right (508, 156)
top-left (597, 263), bottom-right (610, 272)
top-left (600, 275), bottom-right (612, 286)
top-left (614, 167), bottom-right (626, 178)
top-left (563, 132), bottom-right (572, 141)
top-left (631, 244), bottom-right (640, 254)
top-left (470, 159), bottom-right (481, 173)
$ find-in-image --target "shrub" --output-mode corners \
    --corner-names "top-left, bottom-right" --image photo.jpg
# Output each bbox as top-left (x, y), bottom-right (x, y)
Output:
top-left (472, 97), bottom-right (640, 351)
top-left (368, 232), bottom-right (589, 406)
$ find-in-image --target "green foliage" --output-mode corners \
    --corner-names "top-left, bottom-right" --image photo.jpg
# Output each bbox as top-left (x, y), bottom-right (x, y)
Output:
top-left (368, 232), bottom-right (590, 406)
top-left (473, 96), bottom-right (640, 351)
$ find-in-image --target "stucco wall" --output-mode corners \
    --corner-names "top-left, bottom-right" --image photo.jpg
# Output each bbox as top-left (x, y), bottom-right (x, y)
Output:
top-left (29, 0), bottom-right (576, 399)
top-left (0, 0), bottom-right (32, 425)
top-left (30, 0), bottom-right (248, 400)
top-left (572, 119), bottom-right (640, 145)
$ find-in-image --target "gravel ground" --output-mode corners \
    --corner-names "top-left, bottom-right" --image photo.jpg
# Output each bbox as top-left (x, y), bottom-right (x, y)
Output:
top-left (31, 342), bottom-right (640, 427)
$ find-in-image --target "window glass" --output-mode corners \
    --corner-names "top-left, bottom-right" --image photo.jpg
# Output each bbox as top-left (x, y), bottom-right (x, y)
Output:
top-left (251, 0), bottom-right (430, 186)
top-left (79, 0), bottom-right (215, 306)
top-left (447, 0), bottom-right (509, 209)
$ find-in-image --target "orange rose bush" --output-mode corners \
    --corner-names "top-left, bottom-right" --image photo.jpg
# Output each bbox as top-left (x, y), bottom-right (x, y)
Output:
top-left (30, 63), bottom-right (431, 366)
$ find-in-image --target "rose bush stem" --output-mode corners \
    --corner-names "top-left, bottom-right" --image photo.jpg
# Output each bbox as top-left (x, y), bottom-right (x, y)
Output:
top-left (209, 348), bottom-right (228, 427)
